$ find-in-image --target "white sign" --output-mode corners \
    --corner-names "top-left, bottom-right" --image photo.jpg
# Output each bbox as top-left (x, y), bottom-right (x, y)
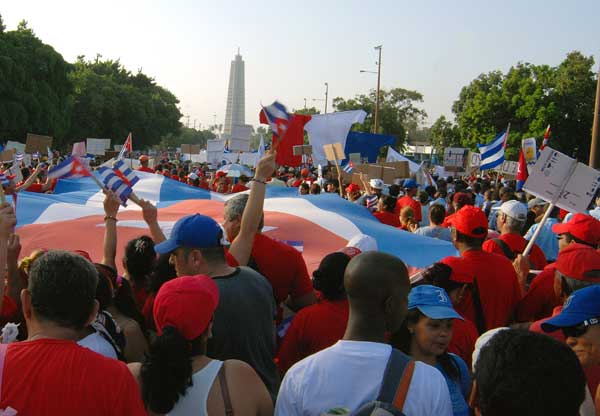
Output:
top-left (5, 141), bottom-right (25, 154)
top-left (522, 138), bottom-right (537, 166)
top-left (231, 124), bottom-right (253, 141)
top-left (207, 139), bottom-right (226, 152)
top-left (443, 147), bottom-right (467, 169)
top-left (467, 151), bottom-right (481, 168)
top-left (501, 160), bottom-right (519, 176)
top-left (86, 138), bottom-right (110, 155)
top-left (229, 138), bottom-right (251, 152)
top-left (114, 145), bottom-right (123, 152)
top-left (523, 147), bottom-right (600, 213)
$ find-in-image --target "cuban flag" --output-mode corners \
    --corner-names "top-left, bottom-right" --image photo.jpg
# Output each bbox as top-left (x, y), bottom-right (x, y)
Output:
top-left (540, 125), bottom-right (551, 150)
top-left (366, 195), bottom-right (378, 211)
top-left (32, 151), bottom-right (41, 159)
top-left (477, 126), bottom-right (510, 171)
top-left (261, 101), bottom-right (290, 139)
top-left (516, 148), bottom-right (528, 191)
top-left (342, 161), bottom-right (354, 173)
top-left (14, 153), bottom-right (24, 162)
top-left (113, 160), bottom-right (140, 187)
top-left (117, 133), bottom-right (132, 160)
top-left (96, 167), bottom-right (133, 206)
top-left (14, 173), bottom-right (456, 279)
top-left (47, 157), bottom-right (91, 180)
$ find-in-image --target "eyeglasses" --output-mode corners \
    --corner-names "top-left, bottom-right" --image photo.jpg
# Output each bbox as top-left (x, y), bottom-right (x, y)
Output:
top-left (562, 317), bottom-right (600, 338)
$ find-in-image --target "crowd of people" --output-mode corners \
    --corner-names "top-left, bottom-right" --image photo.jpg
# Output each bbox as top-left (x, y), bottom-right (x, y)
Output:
top-left (0, 150), bottom-right (598, 415)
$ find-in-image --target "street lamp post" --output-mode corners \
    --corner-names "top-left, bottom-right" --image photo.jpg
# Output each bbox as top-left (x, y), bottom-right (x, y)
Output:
top-left (324, 82), bottom-right (329, 114)
top-left (374, 45), bottom-right (382, 134)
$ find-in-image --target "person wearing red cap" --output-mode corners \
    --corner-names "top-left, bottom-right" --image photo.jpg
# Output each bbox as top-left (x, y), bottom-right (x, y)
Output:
top-left (230, 174), bottom-right (250, 193)
top-left (129, 276), bottom-right (272, 415)
top-left (137, 155), bottom-right (155, 173)
top-left (516, 213), bottom-right (600, 322)
top-left (482, 200), bottom-right (547, 270)
top-left (345, 183), bottom-right (362, 202)
top-left (446, 206), bottom-right (521, 333)
top-left (422, 257), bottom-right (479, 370)
top-left (277, 252), bottom-right (351, 374)
top-left (396, 179), bottom-right (422, 223)
top-left (451, 192), bottom-right (472, 212)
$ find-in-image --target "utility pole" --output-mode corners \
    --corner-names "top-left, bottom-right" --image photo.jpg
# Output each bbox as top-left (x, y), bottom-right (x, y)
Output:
top-left (589, 64), bottom-right (600, 168)
top-left (213, 114), bottom-right (217, 131)
top-left (324, 83), bottom-right (329, 114)
top-left (193, 119), bottom-right (197, 130)
top-left (304, 98), bottom-right (307, 109)
top-left (185, 115), bottom-right (190, 128)
top-left (374, 45), bottom-right (382, 134)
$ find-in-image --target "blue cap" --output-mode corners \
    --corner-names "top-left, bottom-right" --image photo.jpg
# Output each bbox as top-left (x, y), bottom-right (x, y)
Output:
top-left (154, 214), bottom-right (223, 254)
top-left (403, 179), bottom-right (417, 189)
top-left (541, 286), bottom-right (600, 332)
top-left (408, 285), bottom-right (464, 320)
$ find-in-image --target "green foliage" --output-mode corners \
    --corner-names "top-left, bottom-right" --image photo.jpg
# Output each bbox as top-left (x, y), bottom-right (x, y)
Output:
top-left (0, 24), bottom-right (73, 144)
top-left (67, 56), bottom-right (182, 149)
top-left (430, 115), bottom-right (460, 154)
top-left (452, 51), bottom-right (597, 161)
top-left (250, 126), bottom-right (271, 150)
top-left (332, 88), bottom-right (427, 149)
top-left (0, 13), bottom-right (5, 34)
top-left (292, 106), bottom-right (320, 116)
top-left (159, 127), bottom-right (215, 150)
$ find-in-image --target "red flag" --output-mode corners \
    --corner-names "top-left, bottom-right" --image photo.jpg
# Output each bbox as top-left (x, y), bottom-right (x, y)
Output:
top-left (516, 149), bottom-right (528, 191)
top-left (540, 125), bottom-right (550, 150)
top-left (259, 111), bottom-right (311, 167)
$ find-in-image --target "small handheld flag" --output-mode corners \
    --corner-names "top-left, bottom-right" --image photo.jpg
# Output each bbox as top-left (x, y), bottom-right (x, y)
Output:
top-left (96, 167), bottom-right (133, 206)
top-left (366, 195), bottom-right (378, 210)
top-left (113, 160), bottom-right (140, 187)
top-left (47, 157), bottom-right (92, 180)
top-left (342, 161), bottom-right (354, 173)
top-left (117, 133), bottom-right (132, 160)
top-left (261, 101), bottom-right (291, 152)
top-left (516, 148), bottom-right (528, 191)
top-left (540, 125), bottom-right (551, 150)
top-left (477, 125), bottom-right (510, 171)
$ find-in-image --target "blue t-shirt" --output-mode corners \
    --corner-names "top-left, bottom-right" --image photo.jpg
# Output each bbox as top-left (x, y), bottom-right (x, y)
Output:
top-left (435, 353), bottom-right (471, 416)
top-left (524, 218), bottom-right (560, 261)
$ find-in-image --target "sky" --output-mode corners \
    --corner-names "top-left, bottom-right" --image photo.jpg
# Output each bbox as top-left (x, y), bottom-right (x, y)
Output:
top-left (2, 0), bottom-right (600, 130)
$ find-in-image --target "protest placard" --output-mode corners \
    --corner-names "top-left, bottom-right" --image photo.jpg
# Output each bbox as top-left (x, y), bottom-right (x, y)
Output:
top-left (86, 138), bottom-right (110, 155)
top-left (229, 139), bottom-right (250, 152)
top-left (6, 141), bottom-right (26, 154)
top-left (207, 139), bottom-right (226, 152)
top-left (181, 144), bottom-right (202, 155)
top-left (501, 160), bottom-right (519, 177)
top-left (0, 148), bottom-right (15, 162)
top-left (114, 145), bottom-right (123, 152)
top-left (522, 138), bottom-right (537, 165)
top-left (443, 147), bottom-right (468, 171)
top-left (25, 134), bottom-right (53, 155)
top-left (293, 145), bottom-right (313, 156)
top-left (231, 124), bottom-right (253, 141)
top-left (380, 161), bottom-right (410, 179)
top-left (323, 143), bottom-right (345, 162)
top-left (72, 142), bottom-right (86, 157)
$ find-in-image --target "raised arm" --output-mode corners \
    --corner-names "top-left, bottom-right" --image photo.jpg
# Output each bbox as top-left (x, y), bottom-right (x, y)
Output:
top-left (0, 204), bottom-right (17, 313)
top-left (101, 191), bottom-right (121, 270)
top-left (229, 152), bottom-right (276, 266)
top-left (15, 164), bottom-right (43, 192)
top-left (140, 199), bottom-right (166, 243)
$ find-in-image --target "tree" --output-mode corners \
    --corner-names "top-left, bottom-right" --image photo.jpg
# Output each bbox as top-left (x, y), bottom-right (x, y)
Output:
top-left (159, 127), bottom-right (215, 150)
top-left (250, 126), bottom-right (271, 150)
top-left (292, 106), bottom-right (320, 116)
top-left (452, 52), bottom-right (596, 161)
top-left (430, 115), bottom-right (460, 154)
top-left (333, 88), bottom-right (427, 149)
top-left (0, 13), bottom-right (5, 34)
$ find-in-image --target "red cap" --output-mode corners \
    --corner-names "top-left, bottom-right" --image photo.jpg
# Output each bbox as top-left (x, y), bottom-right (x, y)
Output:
top-left (552, 214), bottom-right (600, 246)
top-left (301, 168), bottom-right (309, 177)
top-left (139, 155), bottom-right (149, 162)
top-left (446, 206), bottom-right (488, 238)
top-left (452, 192), bottom-right (472, 206)
top-left (215, 171), bottom-right (226, 178)
top-left (439, 256), bottom-right (474, 283)
top-left (153, 275), bottom-right (220, 341)
top-left (555, 243), bottom-right (600, 281)
top-left (345, 183), bottom-right (360, 194)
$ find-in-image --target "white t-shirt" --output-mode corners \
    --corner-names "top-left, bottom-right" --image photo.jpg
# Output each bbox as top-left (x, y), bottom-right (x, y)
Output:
top-left (78, 331), bottom-right (117, 360)
top-left (275, 340), bottom-right (452, 416)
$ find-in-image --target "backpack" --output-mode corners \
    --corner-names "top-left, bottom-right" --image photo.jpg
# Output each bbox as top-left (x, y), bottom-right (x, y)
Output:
top-left (352, 349), bottom-right (415, 416)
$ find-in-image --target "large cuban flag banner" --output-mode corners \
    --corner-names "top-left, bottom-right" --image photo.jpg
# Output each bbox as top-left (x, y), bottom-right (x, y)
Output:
top-left (15, 172), bottom-right (456, 274)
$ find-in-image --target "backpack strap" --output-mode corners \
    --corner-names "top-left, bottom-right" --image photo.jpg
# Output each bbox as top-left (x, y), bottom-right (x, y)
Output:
top-left (0, 343), bottom-right (8, 403)
top-left (377, 349), bottom-right (415, 411)
top-left (492, 238), bottom-right (516, 260)
top-left (217, 362), bottom-right (234, 416)
top-left (471, 279), bottom-right (487, 335)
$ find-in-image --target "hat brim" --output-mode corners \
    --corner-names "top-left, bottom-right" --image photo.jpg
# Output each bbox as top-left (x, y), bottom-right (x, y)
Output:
top-left (154, 238), bottom-right (180, 255)
top-left (413, 305), bottom-right (464, 321)
top-left (541, 311), bottom-right (589, 332)
top-left (551, 222), bottom-right (571, 235)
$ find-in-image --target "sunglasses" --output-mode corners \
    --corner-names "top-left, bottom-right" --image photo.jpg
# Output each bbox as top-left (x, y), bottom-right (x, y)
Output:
top-left (562, 317), bottom-right (600, 338)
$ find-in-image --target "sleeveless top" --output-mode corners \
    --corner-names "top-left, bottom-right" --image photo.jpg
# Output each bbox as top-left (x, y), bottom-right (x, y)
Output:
top-left (168, 360), bottom-right (223, 416)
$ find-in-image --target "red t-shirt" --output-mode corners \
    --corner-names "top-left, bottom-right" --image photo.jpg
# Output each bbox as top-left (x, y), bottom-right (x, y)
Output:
top-left (291, 179), bottom-right (303, 188)
top-left (199, 180), bottom-right (210, 190)
top-left (515, 265), bottom-right (560, 322)
top-left (137, 166), bottom-right (155, 173)
top-left (277, 299), bottom-right (349, 373)
top-left (395, 196), bottom-right (422, 222)
top-left (24, 183), bottom-right (44, 193)
top-left (0, 339), bottom-right (145, 415)
top-left (454, 249), bottom-right (522, 331)
top-left (133, 285), bottom-right (149, 310)
top-left (447, 316), bottom-right (478, 370)
top-left (373, 211), bottom-right (401, 227)
top-left (482, 233), bottom-right (547, 270)
top-left (231, 183), bottom-right (249, 193)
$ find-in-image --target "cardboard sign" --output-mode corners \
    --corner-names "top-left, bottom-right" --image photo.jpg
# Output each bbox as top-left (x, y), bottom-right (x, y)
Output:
top-left (72, 141), bottom-right (86, 157)
top-left (522, 138), bottom-right (537, 165)
top-left (86, 138), bottom-right (110, 155)
top-left (207, 139), bottom-right (226, 152)
top-left (229, 139), bottom-right (250, 152)
top-left (323, 143), bottom-right (345, 162)
top-left (181, 144), bottom-right (202, 154)
top-left (351, 172), bottom-right (367, 189)
top-left (467, 152), bottom-right (481, 168)
top-left (5, 141), bottom-right (25, 154)
top-left (366, 165), bottom-right (399, 184)
top-left (523, 147), bottom-right (600, 213)
top-left (293, 145), bottom-right (313, 156)
top-left (501, 160), bottom-right (519, 177)
top-left (349, 153), bottom-right (362, 165)
top-left (443, 147), bottom-right (468, 170)
top-left (231, 124), bottom-right (253, 141)
top-left (380, 161), bottom-right (410, 179)
top-left (25, 134), bottom-right (53, 155)
top-left (0, 148), bottom-right (16, 162)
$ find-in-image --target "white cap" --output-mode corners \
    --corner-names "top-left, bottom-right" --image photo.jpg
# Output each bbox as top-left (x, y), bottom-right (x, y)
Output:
top-left (346, 234), bottom-right (378, 252)
top-left (369, 179), bottom-right (384, 189)
top-left (187, 172), bottom-right (199, 180)
top-left (472, 327), bottom-right (508, 372)
top-left (500, 200), bottom-right (527, 221)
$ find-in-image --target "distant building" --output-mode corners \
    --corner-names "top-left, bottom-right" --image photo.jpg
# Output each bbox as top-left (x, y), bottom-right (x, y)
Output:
top-left (223, 50), bottom-right (245, 139)
top-left (404, 141), bottom-right (437, 163)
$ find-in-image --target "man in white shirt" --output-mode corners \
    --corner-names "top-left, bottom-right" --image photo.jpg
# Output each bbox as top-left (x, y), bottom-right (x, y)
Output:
top-left (275, 252), bottom-right (452, 416)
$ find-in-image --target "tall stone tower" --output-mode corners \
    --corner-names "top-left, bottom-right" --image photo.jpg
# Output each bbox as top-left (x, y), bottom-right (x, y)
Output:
top-left (223, 49), bottom-right (245, 138)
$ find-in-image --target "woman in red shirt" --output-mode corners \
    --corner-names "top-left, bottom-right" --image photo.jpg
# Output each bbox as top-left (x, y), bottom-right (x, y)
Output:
top-left (372, 195), bottom-right (401, 227)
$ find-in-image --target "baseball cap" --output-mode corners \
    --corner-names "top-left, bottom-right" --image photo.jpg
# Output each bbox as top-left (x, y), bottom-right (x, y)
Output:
top-left (471, 327), bottom-right (509, 372)
top-left (499, 200), bottom-right (527, 221)
top-left (408, 285), bottom-right (464, 321)
top-left (188, 172), bottom-right (199, 180)
top-left (403, 179), bottom-right (417, 189)
top-left (346, 233), bottom-right (378, 252)
top-left (139, 155), bottom-right (149, 162)
top-left (369, 179), bottom-right (384, 189)
top-left (300, 168), bottom-right (310, 177)
top-left (528, 197), bottom-right (546, 209)
top-left (153, 275), bottom-right (219, 340)
top-left (215, 171), bottom-right (226, 178)
top-left (554, 243), bottom-right (600, 281)
top-left (541, 286), bottom-right (600, 333)
top-left (439, 256), bottom-right (474, 283)
top-left (345, 183), bottom-right (360, 194)
top-left (552, 213), bottom-right (600, 245)
top-left (446, 205), bottom-right (488, 239)
top-left (452, 192), bottom-right (472, 206)
top-left (154, 214), bottom-right (224, 254)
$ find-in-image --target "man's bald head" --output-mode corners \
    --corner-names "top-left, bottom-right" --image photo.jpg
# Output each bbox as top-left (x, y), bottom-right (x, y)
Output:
top-left (344, 252), bottom-right (410, 333)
